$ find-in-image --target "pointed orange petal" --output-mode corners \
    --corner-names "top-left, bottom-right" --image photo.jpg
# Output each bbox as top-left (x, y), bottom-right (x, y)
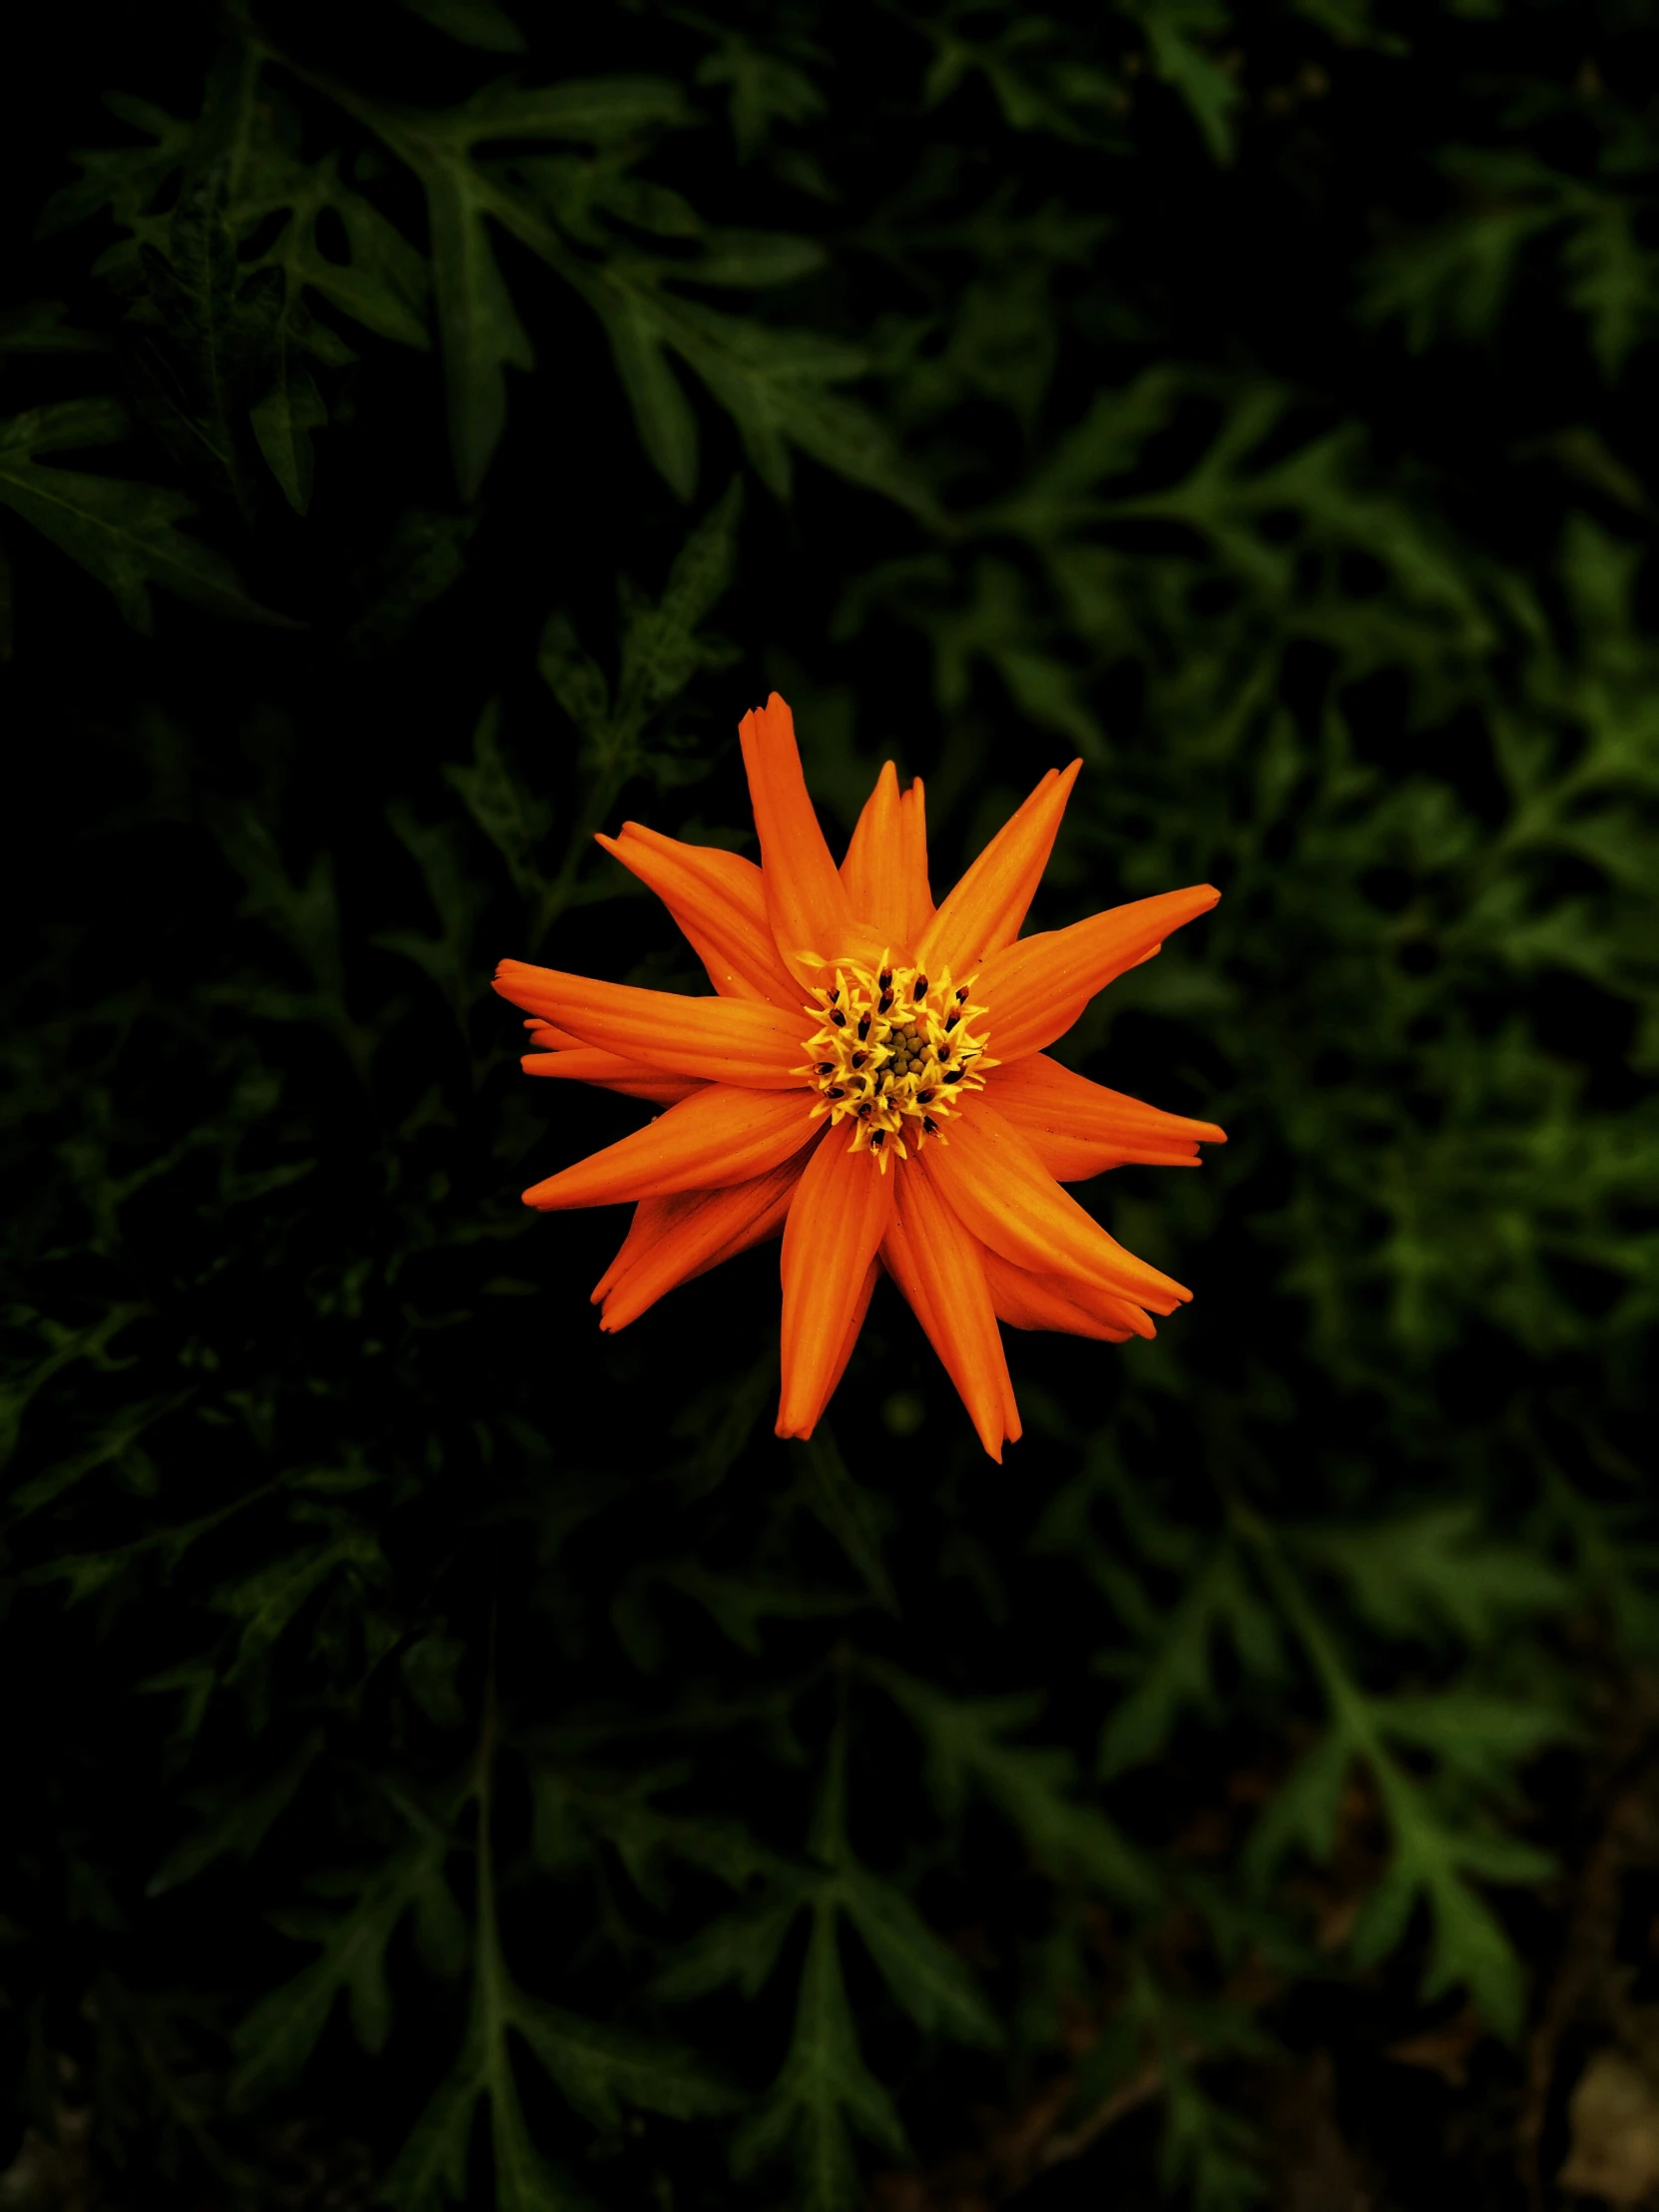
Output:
top-left (989, 1054), bottom-right (1225, 1181)
top-left (738, 694), bottom-right (858, 980)
top-left (521, 1044), bottom-right (704, 1107)
top-left (795, 1259), bottom-right (879, 1436)
top-left (840, 761), bottom-right (916, 944)
top-left (523, 1086), bottom-right (818, 1210)
top-left (897, 778), bottom-right (934, 943)
top-left (523, 1017), bottom-right (583, 1050)
top-left (979, 1247), bottom-right (1154, 1343)
top-left (975, 884), bottom-right (1221, 1063)
top-left (917, 761), bottom-right (1081, 974)
top-left (776, 1130), bottom-right (894, 1438)
top-left (883, 1172), bottom-right (1019, 1461)
top-left (596, 1154), bottom-right (808, 1331)
top-left (596, 825), bottom-right (797, 1003)
top-left (920, 1099), bottom-right (1190, 1311)
top-left (494, 962), bottom-right (803, 1087)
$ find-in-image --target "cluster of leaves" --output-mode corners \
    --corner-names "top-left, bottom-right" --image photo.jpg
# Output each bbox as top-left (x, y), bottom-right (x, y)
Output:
top-left (3, 1), bottom-right (1657, 2209)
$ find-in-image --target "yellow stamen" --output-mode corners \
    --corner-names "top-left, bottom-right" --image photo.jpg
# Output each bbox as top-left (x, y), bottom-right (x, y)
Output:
top-left (795, 954), bottom-right (997, 1173)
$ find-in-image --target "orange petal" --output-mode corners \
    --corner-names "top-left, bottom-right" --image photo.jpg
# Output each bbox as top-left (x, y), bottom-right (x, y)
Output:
top-left (523, 1086), bottom-right (818, 1210)
top-left (980, 1248), bottom-right (1154, 1343)
top-left (796, 1258), bottom-right (879, 1435)
top-left (521, 1044), bottom-right (704, 1107)
top-left (494, 961), bottom-right (803, 1088)
top-left (595, 1154), bottom-right (808, 1331)
top-left (841, 760), bottom-right (930, 947)
top-left (776, 1129), bottom-right (894, 1438)
top-left (920, 1100), bottom-right (1190, 1311)
top-left (918, 761), bottom-right (1081, 975)
top-left (989, 1054), bottom-right (1226, 1181)
top-left (975, 885), bottom-right (1221, 1063)
top-left (897, 778), bottom-right (934, 941)
top-left (595, 825), bottom-right (797, 1004)
top-left (883, 1171), bottom-right (1019, 1461)
top-left (738, 694), bottom-right (858, 982)
top-left (523, 1017), bottom-right (583, 1050)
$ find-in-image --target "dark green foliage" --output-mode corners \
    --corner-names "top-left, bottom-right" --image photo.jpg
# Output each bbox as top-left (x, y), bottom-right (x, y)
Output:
top-left (2, 1), bottom-right (1656, 2207)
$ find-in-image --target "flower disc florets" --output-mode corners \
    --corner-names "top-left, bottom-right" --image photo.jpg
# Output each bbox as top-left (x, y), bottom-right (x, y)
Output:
top-left (799, 954), bottom-right (995, 1171)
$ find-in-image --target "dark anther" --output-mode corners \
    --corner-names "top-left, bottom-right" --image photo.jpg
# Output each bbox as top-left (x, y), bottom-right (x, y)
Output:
top-left (944, 1013), bottom-right (959, 1032)
top-left (915, 1088), bottom-right (934, 1106)
top-left (878, 991), bottom-right (893, 1014)
top-left (869, 1129), bottom-right (885, 1149)
top-left (943, 1068), bottom-right (964, 1084)
top-left (850, 1051), bottom-right (867, 1069)
top-left (857, 1013), bottom-right (871, 1040)
top-left (913, 975), bottom-right (928, 1000)
top-left (856, 1103), bottom-right (873, 1120)
top-left (830, 1008), bottom-right (845, 1027)
top-left (817, 1061), bottom-right (834, 1075)
top-left (956, 986), bottom-right (969, 1003)
top-left (827, 1087), bottom-right (845, 1100)
top-left (878, 968), bottom-right (892, 988)
top-left (829, 988), bottom-right (839, 1003)
top-left (922, 1116), bottom-right (939, 1137)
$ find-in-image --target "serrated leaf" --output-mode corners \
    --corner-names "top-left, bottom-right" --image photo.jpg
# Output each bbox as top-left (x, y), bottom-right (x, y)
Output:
top-left (442, 699), bottom-right (553, 892)
top-left (402, 0), bottom-right (527, 51)
top-left (513, 1998), bottom-right (740, 2128)
top-left (652, 1891), bottom-right (805, 2003)
top-left (587, 281), bottom-right (701, 499)
top-left (731, 1904), bottom-right (905, 2212)
top-left (1243, 1732), bottom-right (1352, 1890)
top-left (871, 1664), bottom-right (1158, 1909)
top-left (233, 1823), bottom-right (466, 2099)
top-left (836, 1865), bottom-right (1002, 2047)
top-left (1100, 1542), bottom-right (1284, 1778)
top-left (251, 351), bottom-right (327, 513)
top-left (378, 2060), bottom-right (485, 2212)
top-left (148, 1730), bottom-right (324, 1896)
top-left (794, 1427), bottom-right (897, 1614)
top-left (1299, 1505), bottom-right (1571, 1644)
top-left (0, 299), bottom-right (110, 354)
top-left (0, 401), bottom-right (275, 629)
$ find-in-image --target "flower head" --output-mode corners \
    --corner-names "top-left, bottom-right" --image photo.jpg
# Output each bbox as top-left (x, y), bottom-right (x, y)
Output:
top-left (494, 695), bottom-right (1223, 1460)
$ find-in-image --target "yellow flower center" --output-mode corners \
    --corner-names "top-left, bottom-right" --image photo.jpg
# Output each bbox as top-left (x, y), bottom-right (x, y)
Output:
top-left (798, 956), bottom-right (996, 1172)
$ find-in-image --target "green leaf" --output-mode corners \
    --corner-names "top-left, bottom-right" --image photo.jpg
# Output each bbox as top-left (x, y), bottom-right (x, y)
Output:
top-left (250, 351), bottom-right (327, 513)
top-left (148, 1731), bottom-right (324, 1896)
top-left (337, 74), bottom-right (692, 495)
top-left (0, 401), bottom-right (274, 629)
top-left (442, 699), bottom-right (553, 895)
top-left (1100, 1542), bottom-right (1284, 1778)
top-left (233, 1819), bottom-right (467, 2099)
top-left (421, 146), bottom-right (534, 500)
top-left (1243, 1732), bottom-right (1353, 1890)
top-left (652, 1892), bottom-right (806, 2003)
top-left (37, 90), bottom-right (194, 247)
top-left (402, 0), bottom-right (527, 51)
top-left (379, 2058), bottom-right (489, 2212)
top-left (372, 800), bottom-right (494, 1032)
top-left (1124, 0), bottom-right (1242, 163)
top-left (1562, 191), bottom-right (1656, 377)
top-left (513, 1998), bottom-right (740, 2128)
top-left (1298, 1505), bottom-right (1571, 1645)
top-left (0, 299), bottom-right (110, 354)
top-left (731, 1903), bottom-right (906, 2212)
top-left (835, 1865), bottom-right (1003, 2047)
top-left (793, 1427), bottom-right (898, 1614)
top-left (533, 1765), bottom-right (791, 1899)
top-left (870, 1664), bottom-right (1158, 1910)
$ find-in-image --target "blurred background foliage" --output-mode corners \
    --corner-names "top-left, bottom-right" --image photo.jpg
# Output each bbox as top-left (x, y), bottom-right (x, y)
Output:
top-left (2, 0), bottom-right (1657, 2206)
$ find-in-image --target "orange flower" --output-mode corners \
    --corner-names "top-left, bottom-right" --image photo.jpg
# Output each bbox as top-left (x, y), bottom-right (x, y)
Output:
top-left (494, 695), bottom-right (1224, 1460)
